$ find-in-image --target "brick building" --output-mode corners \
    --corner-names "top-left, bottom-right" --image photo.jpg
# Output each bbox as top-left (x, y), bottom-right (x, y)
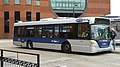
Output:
top-left (0, 0), bottom-right (110, 38)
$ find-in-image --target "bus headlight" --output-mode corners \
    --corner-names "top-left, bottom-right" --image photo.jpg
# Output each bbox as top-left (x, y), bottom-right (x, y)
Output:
top-left (91, 42), bottom-right (95, 45)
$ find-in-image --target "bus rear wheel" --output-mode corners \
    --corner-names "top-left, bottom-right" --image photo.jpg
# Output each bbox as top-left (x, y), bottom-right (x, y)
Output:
top-left (26, 41), bottom-right (33, 49)
top-left (62, 43), bottom-right (71, 53)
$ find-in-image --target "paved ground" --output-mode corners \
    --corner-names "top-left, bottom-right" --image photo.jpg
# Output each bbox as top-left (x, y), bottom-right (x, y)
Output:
top-left (0, 39), bottom-right (120, 67)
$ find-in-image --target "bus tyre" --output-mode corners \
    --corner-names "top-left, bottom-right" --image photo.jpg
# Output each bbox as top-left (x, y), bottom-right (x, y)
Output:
top-left (27, 41), bottom-right (33, 49)
top-left (62, 43), bottom-right (71, 53)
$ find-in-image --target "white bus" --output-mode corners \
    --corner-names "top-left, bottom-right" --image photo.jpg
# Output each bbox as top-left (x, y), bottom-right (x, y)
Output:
top-left (104, 16), bottom-right (120, 44)
top-left (13, 17), bottom-right (116, 53)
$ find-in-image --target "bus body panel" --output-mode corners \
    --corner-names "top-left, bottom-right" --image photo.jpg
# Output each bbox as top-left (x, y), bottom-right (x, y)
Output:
top-left (67, 39), bottom-right (92, 53)
top-left (91, 46), bottom-right (113, 53)
top-left (33, 42), bottom-right (61, 50)
top-left (13, 41), bottom-right (26, 47)
top-left (13, 37), bottom-right (114, 53)
top-left (67, 39), bottom-right (113, 53)
top-left (13, 37), bottom-right (66, 50)
top-left (90, 40), bottom-right (113, 53)
top-left (13, 40), bottom-right (62, 50)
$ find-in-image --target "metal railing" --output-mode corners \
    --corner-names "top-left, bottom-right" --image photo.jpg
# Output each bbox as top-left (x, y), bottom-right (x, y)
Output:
top-left (0, 49), bottom-right (40, 67)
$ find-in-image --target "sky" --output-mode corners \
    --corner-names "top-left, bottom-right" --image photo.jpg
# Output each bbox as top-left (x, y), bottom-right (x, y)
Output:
top-left (110, 0), bottom-right (120, 15)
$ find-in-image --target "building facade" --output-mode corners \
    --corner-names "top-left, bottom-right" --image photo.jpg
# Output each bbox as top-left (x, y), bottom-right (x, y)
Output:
top-left (0, 0), bottom-right (110, 38)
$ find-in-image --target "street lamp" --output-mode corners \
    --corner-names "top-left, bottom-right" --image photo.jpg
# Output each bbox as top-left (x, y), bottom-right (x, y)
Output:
top-left (73, 4), bottom-right (77, 18)
top-left (32, 0), bottom-right (34, 21)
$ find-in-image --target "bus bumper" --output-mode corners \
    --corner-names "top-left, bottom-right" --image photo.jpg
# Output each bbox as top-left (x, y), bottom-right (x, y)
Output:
top-left (91, 46), bottom-right (113, 53)
top-left (13, 41), bottom-right (26, 47)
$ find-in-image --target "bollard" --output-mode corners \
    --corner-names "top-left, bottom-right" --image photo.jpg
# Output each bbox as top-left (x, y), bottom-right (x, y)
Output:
top-left (1, 50), bottom-right (3, 67)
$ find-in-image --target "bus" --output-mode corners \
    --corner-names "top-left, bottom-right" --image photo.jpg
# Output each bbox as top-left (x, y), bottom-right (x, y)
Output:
top-left (104, 16), bottom-right (120, 44)
top-left (13, 17), bottom-right (116, 53)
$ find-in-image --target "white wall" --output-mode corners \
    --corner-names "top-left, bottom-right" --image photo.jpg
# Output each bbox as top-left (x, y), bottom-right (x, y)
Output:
top-left (110, 0), bottom-right (120, 15)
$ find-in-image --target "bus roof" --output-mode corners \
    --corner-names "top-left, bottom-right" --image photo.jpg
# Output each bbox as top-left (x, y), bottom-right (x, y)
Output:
top-left (14, 17), bottom-right (105, 26)
top-left (103, 16), bottom-right (120, 22)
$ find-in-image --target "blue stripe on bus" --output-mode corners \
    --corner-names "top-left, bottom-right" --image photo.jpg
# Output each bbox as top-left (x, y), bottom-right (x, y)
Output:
top-left (97, 40), bottom-right (110, 48)
top-left (13, 37), bottom-right (67, 44)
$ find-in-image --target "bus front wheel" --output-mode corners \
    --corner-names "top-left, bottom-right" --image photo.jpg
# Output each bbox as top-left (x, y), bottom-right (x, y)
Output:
top-left (62, 42), bottom-right (71, 53)
top-left (26, 41), bottom-right (33, 49)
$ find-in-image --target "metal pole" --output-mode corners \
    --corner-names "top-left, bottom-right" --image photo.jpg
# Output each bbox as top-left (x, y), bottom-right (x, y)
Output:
top-left (73, 4), bottom-right (77, 18)
top-left (1, 50), bottom-right (3, 67)
top-left (37, 54), bottom-right (40, 67)
top-left (73, 7), bottom-right (75, 18)
top-left (17, 52), bottom-right (18, 60)
top-left (32, 0), bottom-right (33, 21)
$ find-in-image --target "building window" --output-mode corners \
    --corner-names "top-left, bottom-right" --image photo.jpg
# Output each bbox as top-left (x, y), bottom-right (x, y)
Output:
top-left (36, 12), bottom-right (40, 21)
top-left (14, 0), bottom-right (20, 4)
top-left (26, 0), bottom-right (32, 5)
top-left (26, 12), bottom-right (31, 21)
top-left (50, 0), bottom-right (86, 17)
top-left (15, 11), bottom-right (20, 23)
top-left (4, 12), bottom-right (9, 33)
top-left (4, 0), bottom-right (9, 4)
top-left (36, 0), bottom-right (40, 6)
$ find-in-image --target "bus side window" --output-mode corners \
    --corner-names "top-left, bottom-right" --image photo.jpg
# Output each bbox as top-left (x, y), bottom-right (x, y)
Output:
top-left (78, 23), bottom-right (89, 39)
top-left (54, 26), bottom-right (59, 38)
top-left (34, 26), bottom-right (42, 37)
top-left (42, 27), bottom-right (47, 38)
top-left (59, 24), bottom-right (73, 39)
top-left (47, 29), bottom-right (53, 38)
top-left (42, 26), bottom-right (53, 38)
top-left (26, 27), bottom-right (35, 37)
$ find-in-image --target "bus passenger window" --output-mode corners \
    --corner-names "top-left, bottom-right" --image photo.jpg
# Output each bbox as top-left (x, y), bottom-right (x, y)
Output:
top-left (38, 27), bottom-right (42, 37)
top-left (42, 26), bottom-right (53, 38)
top-left (54, 26), bottom-right (59, 38)
top-left (27, 27), bottom-right (35, 37)
top-left (59, 25), bottom-right (73, 39)
top-left (34, 26), bottom-right (42, 37)
top-left (48, 29), bottom-right (53, 38)
top-left (14, 27), bottom-right (26, 37)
